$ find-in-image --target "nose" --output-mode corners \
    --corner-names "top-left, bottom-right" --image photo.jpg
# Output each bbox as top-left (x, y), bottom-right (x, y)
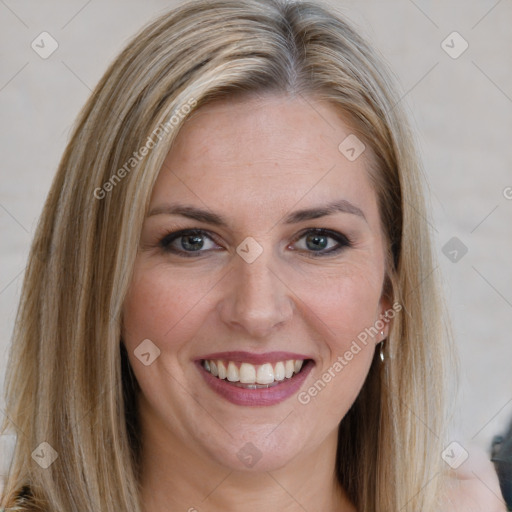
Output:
top-left (217, 249), bottom-right (294, 338)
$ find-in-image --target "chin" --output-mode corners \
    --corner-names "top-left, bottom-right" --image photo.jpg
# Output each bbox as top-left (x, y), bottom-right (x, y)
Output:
top-left (201, 427), bottom-right (306, 472)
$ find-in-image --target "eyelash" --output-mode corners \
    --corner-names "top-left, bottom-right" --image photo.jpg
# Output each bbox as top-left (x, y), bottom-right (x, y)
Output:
top-left (157, 228), bottom-right (353, 258)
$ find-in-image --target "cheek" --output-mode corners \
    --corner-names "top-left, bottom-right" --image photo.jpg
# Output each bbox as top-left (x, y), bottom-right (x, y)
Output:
top-left (326, 280), bottom-right (381, 341)
top-left (290, 265), bottom-right (383, 413)
top-left (122, 262), bottom-right (210, 353)
top-left (121, 264), bottom-right (213, 420)
top-left (295, 262), bottom-right (384, 341)
top-left (320, 281), bottom-right (380, 359)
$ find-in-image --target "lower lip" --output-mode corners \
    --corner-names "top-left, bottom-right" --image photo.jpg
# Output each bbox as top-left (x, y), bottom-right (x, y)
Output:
top-left (196, 360), bottom-right (315, 406)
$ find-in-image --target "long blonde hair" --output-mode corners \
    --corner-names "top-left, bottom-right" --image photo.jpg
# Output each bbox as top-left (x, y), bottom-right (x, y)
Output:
top-left (1, 0), bottom-right (456, 510)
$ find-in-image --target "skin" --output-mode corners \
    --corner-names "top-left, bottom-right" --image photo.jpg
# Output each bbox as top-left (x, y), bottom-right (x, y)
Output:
top-left (122, 93), bottom-right (387, 511)
top-left (121, 93), bottom-right (505, 511)
top-left (440, 444), bottom-right (508, 511)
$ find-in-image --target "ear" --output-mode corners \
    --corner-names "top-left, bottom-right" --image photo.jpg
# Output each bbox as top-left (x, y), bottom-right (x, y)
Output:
top-left (376, 287), bottom-right (393, 344)
top-left (378, 300), bottom-right (390, 338)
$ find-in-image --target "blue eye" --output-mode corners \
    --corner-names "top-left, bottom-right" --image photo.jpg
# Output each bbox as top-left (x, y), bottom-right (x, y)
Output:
top-left (159, 229), bottom-right (220, 257)
top-left (291, 228), bottom-right (352, 256)
top-left (158, 228), bottom-right (351, 257)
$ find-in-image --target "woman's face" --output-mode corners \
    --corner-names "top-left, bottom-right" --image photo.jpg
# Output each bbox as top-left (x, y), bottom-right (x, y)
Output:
top-left (122, 93), bottom-right (391, 472)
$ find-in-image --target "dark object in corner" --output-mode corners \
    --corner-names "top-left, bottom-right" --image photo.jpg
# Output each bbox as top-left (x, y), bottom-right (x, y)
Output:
top-left (491, 420), bottom-right (512, 511)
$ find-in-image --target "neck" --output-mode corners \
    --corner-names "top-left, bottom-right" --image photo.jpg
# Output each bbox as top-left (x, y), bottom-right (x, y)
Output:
top-left (137, 396), bottom-right (356, 512)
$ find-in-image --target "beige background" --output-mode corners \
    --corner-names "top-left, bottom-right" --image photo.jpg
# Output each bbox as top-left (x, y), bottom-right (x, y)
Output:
top-left (0, 0), bottom-right (511, 476)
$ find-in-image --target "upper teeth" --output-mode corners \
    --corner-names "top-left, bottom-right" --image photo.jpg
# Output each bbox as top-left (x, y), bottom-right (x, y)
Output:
top-left (203, 359), bottom-right (304, 384)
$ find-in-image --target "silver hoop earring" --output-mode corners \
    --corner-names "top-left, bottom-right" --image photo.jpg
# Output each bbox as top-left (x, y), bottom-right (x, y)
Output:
top-left (379, 331), bottom-right (385, 362)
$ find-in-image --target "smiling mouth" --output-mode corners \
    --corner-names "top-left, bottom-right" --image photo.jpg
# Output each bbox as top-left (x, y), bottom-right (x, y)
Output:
top-left (201, 359), bottom-right (311, 389)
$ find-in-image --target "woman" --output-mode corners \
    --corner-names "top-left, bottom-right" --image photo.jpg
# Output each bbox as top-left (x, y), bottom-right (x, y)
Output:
top-left (0, 0), bottom-right (506, 510)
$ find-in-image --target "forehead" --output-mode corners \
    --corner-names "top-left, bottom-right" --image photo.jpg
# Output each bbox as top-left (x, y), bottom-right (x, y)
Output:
top-left (153, 93), bottom-right (379, 223)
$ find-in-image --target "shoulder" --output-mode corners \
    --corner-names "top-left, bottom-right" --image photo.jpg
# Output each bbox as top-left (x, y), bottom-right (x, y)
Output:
top-left (439, 444), bottom-right (508, 512)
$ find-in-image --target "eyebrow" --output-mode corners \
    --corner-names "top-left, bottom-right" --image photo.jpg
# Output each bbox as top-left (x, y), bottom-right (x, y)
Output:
top-left (147, 199), bottom-right (367, 226)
